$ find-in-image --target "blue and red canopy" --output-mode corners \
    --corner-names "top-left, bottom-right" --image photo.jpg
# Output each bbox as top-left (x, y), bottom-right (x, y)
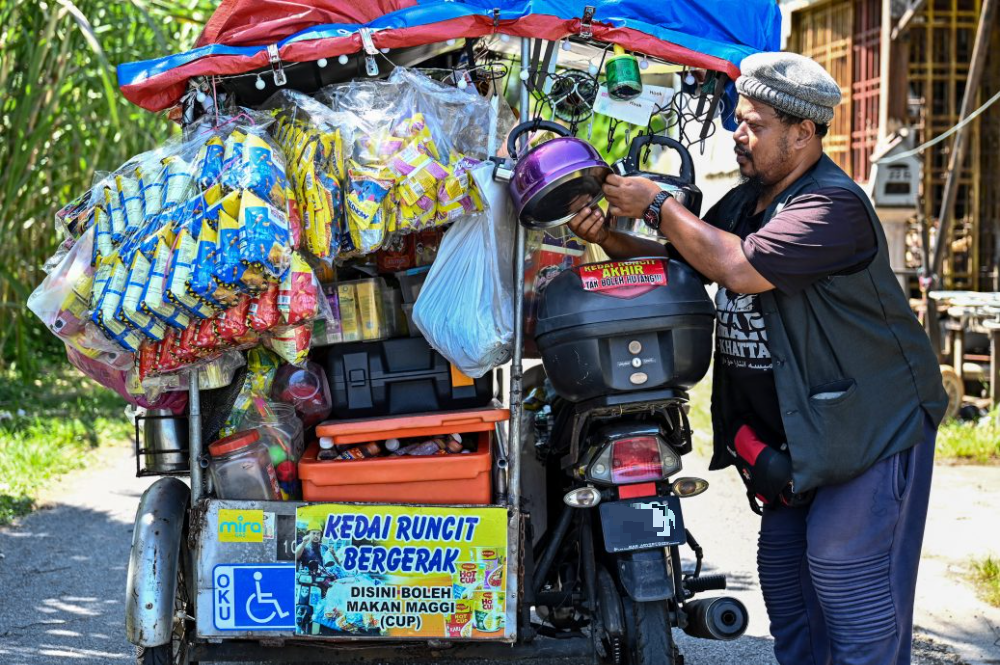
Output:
top-left (118, 0), bottom-right (781, 114)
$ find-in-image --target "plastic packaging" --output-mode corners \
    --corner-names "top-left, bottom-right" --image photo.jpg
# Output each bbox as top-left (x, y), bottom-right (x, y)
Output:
top-left (208, 430), bottom-right (280, 501)
top-left (271, 360), bottom-right (333, 428)
top-left (412, 164), bottom-right (515, 378)
top-left (220, 347), bottom-right (281, 437)
top-left (31, 112), bottom-right (304, 391)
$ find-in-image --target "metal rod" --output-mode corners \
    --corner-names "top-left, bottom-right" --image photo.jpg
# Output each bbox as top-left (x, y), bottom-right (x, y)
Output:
top-left (509, 36), bottom-right (532, 511)
top-left (928, 0), bottom-right (997, 288)
top-left (533, 505), bottom-right (576, 595)
top-left (188, 368), bottom-right (203, 504)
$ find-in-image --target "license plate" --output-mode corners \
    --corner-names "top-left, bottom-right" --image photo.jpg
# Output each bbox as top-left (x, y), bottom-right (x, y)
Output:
top-left (599, 496), bottom-right (685, 553)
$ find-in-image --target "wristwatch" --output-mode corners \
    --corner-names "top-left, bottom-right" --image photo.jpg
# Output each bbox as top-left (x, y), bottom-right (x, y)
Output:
top-left (643, 190), bottom-right (673, 231)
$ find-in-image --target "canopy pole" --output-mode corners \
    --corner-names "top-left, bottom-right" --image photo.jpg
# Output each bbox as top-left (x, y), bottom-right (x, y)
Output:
top-left (507, 37), bottom-right (532, 513)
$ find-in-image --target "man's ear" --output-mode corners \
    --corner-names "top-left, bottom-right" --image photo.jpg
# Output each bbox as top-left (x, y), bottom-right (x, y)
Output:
top-left (795, 120), bottom-right (817, 149)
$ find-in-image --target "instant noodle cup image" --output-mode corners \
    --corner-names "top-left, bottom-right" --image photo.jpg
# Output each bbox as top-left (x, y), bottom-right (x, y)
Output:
top-left (445, 600), bottom-right (474, 638)
top-left (473, 548), bottom-right (505, 591)
top-left (472, 591), bottom-right (504, 633)
top-left (452, 562), bottom-right (482, 600)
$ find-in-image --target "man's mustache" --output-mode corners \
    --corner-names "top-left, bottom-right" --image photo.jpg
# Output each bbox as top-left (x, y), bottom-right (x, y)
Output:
top-left (734, 146), bottom-right (752, 160)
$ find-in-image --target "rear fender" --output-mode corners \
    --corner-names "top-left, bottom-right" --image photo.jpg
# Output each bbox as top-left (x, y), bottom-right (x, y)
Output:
top-left (616, 548), bottom-right (674, 602)
top-left (125, 477), bottom-right (190, 647)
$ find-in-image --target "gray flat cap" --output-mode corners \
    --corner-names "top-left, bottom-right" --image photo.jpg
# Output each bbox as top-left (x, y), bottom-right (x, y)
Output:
top-left (736, 52), bottom-right (842, 125)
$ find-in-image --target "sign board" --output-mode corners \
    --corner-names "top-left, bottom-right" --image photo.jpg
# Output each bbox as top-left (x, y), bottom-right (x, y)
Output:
top-left (293, 504), bottom-right (508, 638)
top-left (577, 259), bottom-right (668, 298)
top-left (213, 563), bottom-right (296, 631)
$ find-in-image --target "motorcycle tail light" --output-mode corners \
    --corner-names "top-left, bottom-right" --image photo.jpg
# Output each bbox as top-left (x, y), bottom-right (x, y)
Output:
top-left (587, 435), bottom-right (681, 485)
top-left (612, 437), bottom-right (664, 483)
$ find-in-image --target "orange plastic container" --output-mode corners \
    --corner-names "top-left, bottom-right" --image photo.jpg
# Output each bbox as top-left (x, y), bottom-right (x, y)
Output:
top-left (299, 408), bottom-right (509, 505)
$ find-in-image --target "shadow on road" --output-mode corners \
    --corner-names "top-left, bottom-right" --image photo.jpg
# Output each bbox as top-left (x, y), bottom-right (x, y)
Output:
top-left (0, 504), bottom-right (136, 664)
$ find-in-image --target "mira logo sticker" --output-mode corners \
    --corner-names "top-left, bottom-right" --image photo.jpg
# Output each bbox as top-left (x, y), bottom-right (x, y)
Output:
top-left (218, 509), bottom-right (265, 543)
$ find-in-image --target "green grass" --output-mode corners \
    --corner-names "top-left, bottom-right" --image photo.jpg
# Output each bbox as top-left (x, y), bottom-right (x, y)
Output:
top-left (936, 411), bottom-right (1000, 463)
top-left (971, 556), bottom-right (1000, 607)
top-left (0, 367), bottom-right (130, 525)
top-left (686, 373), bottom-right (713, 457)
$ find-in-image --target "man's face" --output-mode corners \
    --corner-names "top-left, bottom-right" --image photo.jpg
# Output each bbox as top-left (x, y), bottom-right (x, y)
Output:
top-left (732, 96), bottom-right (793, 187)
top-left (310, 529), bottom-right (321, 543)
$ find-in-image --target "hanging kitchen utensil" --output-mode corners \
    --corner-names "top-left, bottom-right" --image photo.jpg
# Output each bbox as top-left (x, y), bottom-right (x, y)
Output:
top-left (612, 134), bottom-right (702, 239)
top-left (606, 45), bottom-right (643, 101)
top-left (492, 120), bottom-right (611, 230)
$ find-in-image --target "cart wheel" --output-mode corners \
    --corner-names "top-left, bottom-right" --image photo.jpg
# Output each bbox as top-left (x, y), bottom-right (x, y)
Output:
top-left (135, 538), bottom-right (194, 665)
top-left (940, 364), bottom-right (962, 421)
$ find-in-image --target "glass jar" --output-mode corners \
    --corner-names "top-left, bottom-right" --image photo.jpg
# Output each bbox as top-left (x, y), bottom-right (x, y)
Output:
top-left (208, 430), bottom-right (279, 501)
top-left (271, 361), bottom-right (333, 428)
top-left (242, 402), bottom-right (304, 500)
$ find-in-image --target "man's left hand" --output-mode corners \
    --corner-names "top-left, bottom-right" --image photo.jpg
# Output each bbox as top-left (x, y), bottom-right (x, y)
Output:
top-left (603, 174), bottom-right (663, 220)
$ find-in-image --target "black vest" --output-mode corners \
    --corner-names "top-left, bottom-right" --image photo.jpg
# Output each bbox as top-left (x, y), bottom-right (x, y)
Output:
top-left (707, 154), bottom-right (948, 492)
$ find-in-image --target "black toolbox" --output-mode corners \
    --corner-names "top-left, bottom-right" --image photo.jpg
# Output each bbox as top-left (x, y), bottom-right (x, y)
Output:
top-left (314, 337), bottom-right (494, 419)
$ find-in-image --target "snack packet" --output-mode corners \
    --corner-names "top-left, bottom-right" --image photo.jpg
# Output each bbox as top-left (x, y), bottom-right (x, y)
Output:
top-left (217, 296), bottom-right (251, 343)
top-left (165, 220), bottom-right (217, 320)
top-left (277, 252), bottom-right (318, 326)
top-left (248, 283), bottom-right (281, 331)
top-left (237, 191), bottom-right (291, 280)
top-left (265, 324), bottom-right (312, 365)
top-left (219, 347), bottom-right (281, 437)
top-left (194, 136), bottom-right (225, 190)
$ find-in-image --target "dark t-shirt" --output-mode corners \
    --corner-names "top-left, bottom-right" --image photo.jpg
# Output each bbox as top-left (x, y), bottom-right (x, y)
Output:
top-left (714, 187), bottom-right (876, 449)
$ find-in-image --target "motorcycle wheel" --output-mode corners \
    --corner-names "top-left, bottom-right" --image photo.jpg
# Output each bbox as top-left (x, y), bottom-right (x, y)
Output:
top-left (627, 599), bottom-right (680, 665)
top-left (135, 538), bottom-right (194, 665)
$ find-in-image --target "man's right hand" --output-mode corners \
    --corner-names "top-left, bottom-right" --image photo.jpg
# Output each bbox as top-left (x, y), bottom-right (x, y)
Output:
top-left (568, 206), bottom-right (610, 245)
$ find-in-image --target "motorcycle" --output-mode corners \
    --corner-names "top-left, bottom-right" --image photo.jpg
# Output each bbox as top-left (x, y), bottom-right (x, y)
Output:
top-left (526, 138), bottom-right (747, 661)
top-left (526, 386), bottom-right (749, 664)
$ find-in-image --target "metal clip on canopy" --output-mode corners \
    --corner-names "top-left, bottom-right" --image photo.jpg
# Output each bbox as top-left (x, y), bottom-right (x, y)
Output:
top-left (580, 6), bottom-right (596, 39)
top-left (267, 44), bottom-right (287, 87)
top-left (359, 28), bottom-right (381, 77)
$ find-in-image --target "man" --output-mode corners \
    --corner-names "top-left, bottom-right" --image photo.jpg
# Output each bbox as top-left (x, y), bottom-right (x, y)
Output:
top-left (568, 52), bottom-right (947, 665)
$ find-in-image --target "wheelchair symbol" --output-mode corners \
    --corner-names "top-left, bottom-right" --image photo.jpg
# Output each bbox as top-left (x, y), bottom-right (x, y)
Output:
top-left (245, 571), bottom-right (291, 624)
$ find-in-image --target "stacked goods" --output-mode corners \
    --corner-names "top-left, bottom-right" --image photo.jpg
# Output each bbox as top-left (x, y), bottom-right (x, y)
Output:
top-left (29, 113), bottom-right (330, 395)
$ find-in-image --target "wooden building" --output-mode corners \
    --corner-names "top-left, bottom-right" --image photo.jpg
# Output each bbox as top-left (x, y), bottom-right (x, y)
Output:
top-left (784, 0), bottom-right (1000, 291)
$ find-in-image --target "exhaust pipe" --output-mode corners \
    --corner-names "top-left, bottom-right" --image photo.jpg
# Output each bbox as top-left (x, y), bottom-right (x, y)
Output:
top-left (682, 597), bottom-right (749, 641)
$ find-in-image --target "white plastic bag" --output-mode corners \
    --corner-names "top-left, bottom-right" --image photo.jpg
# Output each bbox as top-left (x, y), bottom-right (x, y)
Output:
top-left (412, 164), bottom-right (514, 378)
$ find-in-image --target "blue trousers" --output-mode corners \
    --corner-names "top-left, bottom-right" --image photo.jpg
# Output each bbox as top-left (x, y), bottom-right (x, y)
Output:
top-left (757, 416), bottom-right (936, 665)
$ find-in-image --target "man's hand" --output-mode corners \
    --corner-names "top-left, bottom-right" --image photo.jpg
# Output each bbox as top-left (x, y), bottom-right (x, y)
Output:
top-left (603, 174), bottom-right (662, 220)
top-left (567, 206), bottom-right (610, 245)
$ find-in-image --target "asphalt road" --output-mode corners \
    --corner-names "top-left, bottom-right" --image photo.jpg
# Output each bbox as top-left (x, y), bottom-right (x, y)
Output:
top-left (0, 444), bottom-right (995, 664)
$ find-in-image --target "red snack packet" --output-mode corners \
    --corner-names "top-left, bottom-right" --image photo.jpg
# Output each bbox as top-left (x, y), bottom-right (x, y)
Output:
top-left (279, 253), bottom-right (318, 326)
top-left (249, 283), bottom-right (281, 331)
top-left (286, 188), bottom-right (302, 250)
top-left (217, 297), bottom-right (251, 343)
top-left (138, 341), bottom-right (161, 381)
top-left (194, 318), bottom-right (222, 351)
top-left (156, 328), bottom-right (184, 373)
top-left (174, 324), bottom-right (200, 364)
top-left (376, 234), bottom-right (415, 272)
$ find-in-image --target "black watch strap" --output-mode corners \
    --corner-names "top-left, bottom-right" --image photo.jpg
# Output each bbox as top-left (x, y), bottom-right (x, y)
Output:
top-left (644, 190), bottom-right (672, 231)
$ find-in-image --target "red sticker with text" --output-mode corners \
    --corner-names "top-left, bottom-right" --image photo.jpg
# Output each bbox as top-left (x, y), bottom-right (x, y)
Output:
top-left (576, 259), bottom-right (668, 298)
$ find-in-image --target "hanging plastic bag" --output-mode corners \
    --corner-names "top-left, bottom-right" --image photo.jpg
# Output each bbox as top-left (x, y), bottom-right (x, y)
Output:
top-left (412, 164), bottom-right (514, 378)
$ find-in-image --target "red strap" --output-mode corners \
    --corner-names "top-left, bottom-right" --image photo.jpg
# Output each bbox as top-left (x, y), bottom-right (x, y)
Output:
top-left (734, 424), bottom-right (767, 466)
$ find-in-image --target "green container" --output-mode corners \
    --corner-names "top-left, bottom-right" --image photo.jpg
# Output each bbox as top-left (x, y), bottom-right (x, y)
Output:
top-left (606, 53), bottom-right (643, 101)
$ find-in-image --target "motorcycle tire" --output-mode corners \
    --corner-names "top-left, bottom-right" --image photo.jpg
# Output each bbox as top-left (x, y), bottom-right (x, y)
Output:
top-left (627, 600), bottom-right (680, 665)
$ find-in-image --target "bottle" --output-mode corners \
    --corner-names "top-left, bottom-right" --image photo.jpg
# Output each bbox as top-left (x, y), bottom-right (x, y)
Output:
top-left (337, 441), bottom-right (383, 460)
top-left (397, 439), bottom-right (443, 456)
top-left (317, 436), bottom-right (338, 461)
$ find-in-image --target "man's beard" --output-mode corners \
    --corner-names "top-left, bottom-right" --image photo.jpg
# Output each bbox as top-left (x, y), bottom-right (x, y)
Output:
top-left (737, 135), bottom-right (790, 200)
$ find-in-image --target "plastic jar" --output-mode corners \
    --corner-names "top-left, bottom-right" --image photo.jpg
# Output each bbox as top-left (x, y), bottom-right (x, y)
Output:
top-left (242, 402), bottom-right (304, 500)
top-left (208, 430), bottom-right (280, 501)
top-left (271, 361), bottom-right (333, 428)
